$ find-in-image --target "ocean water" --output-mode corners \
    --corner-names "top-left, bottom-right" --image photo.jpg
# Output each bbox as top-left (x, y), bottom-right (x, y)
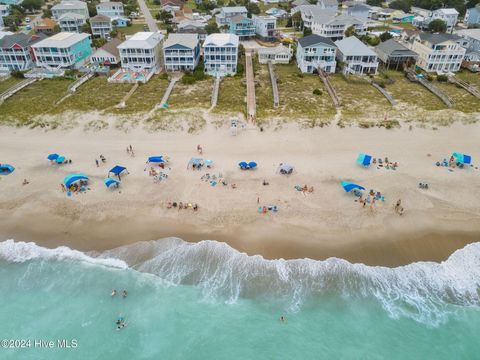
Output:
top-left (1, 238), bottom-right (480, 359)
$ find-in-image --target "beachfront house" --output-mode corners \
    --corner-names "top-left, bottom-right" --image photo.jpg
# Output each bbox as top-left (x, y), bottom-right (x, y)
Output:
top-left (90, 14), bottom-right (112, 38)
top-left (33, 18), bottom-right (58, 35)
top-left (258, 44), bottom-right (292, 64)
top-left (163, 33), bottom-right (200, 71)
top-left (374, 39), bottom-right (417, 70)
top-left (203, 33), bottom-right (239, 76)
top-left (57, 13), bottom-right (87, 33)
top-left (51, 1), bottom-right (89, 21)
top-left (96, 1), bottom-right (124, 18)
top-left (216, 6), bottom-right (248, 26)
top-left (465, 4), bottom-right (480, 26)
top-left (335, 36), bottom-right (378, 75)
top-left (31, 32), bottom-right (92, 70)
top-left (408, 32), bottom-right (466, 73)
top-left (0, 33), bottom-right (46, 72)
top-left (228, 15), bottom-right (255, 39)
top-left (252, 15), bottom-right (276, 41)
top-left (118, 31), bottom-right (164, 72)
top-left (311, 14), bottom-right (367, 41)
top-left (90, 37), bottom-right (121, 65)
top-left (296, 34), bottom-right (337, 73)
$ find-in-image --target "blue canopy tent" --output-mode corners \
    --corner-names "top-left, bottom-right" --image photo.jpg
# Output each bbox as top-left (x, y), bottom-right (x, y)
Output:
top-left (248, 162), bottom-right (257, 169)
top-left (64, 174), bottom-right (89, 188)
top-left (0, 164), bottom-right (15, 175)
top-left (239, 161), bottom-right (248, 169)
top-left (148, 156), bottom-right (165, 163)
top-left (205, 159), bottom-right (214, 167)
top-left (452, 152), bottom-right (472, 165)
top-left (341, 181), bottom-right (365, 193)
top-left (109, 165), bottom-right (128, 180)
top-left (104, 178), bottom-right (120, 188)
top-left (56, 156), bottom-right (66, 164)
top-left (48, 153), bottom-right (59, 161)
top-left (356, 153), bottom-right (372, 167)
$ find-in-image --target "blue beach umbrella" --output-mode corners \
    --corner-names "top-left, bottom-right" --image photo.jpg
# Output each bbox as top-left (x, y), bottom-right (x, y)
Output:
top-left (104, 178), bottom-right (120, 188)
top-left (148, 156), bottom-right (164, 163)
top-left (64, 173), bottom-right (89, 187)
top-left (356, 153), bottom-right (372, 167)
top-left (205, 159), bottom-right (213, 166)
top-left (239, 161), bottom-right (248, 168)
top-left (56, 156), bottom-right (66, 164)
top-left (48, 153), bottom-right (59, 160)
top-left (0, 164), bottom-right (15, 175)
top-left (452, 152), bottom-right (472, 165)
top-left (341, 181), bottom-right (365, 193)
top-left (248, 162), bottom-right (257, 169)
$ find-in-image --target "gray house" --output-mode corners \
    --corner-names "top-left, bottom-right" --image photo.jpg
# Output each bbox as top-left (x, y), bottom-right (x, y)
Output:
top-left (374, 39), bottom-right (417, 70)
top-left (335, 36), bottom-right (378, 75)
top-left (163, 33), bottom-right (200, 72)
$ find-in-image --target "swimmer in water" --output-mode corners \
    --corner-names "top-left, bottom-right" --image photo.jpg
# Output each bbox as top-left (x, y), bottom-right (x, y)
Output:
top-left (122, 289), bottom-right (128, 298)
top-left (280, 316), bottom-right (285, 322)
top-left (111, 289), bottom-right (117, 297)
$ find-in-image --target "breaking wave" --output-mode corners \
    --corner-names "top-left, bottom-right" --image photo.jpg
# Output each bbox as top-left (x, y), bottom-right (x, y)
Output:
top-left (2, 238), bottom-right (480, 326)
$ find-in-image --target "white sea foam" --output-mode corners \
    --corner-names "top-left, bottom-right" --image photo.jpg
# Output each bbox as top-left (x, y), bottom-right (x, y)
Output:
top-left (0, 239), bottom-right (128, 269)
top-left (2, 238), bottom-right (480, 325)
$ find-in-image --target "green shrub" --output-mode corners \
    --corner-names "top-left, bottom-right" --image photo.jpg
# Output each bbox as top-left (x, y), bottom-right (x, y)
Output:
top-left (10, 70), bottom-right (24, 79)
top-left (437, 74), bottom-right (448, 82)
top-left (312, 88), bottom-right (322, 95)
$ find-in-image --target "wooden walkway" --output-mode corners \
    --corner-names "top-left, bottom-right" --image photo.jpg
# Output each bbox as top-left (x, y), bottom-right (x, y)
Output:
top-left (68, 72), bottom-right (94, 93)
top-left (448, 76), bottom-right (480, 99)
top-left (159, 76), bottom-right (179, 109)
top-left (268, 61), bottom-right (279, 108)
top-left (369, 81), bottom-right (396, 106)
top-left (0, 78), bottom-right (38, 104)
top-left (318, 69), bottom-right (341, 108)
top-left (245, 51), bottom-right (256, 122)
top-left (406, 70), bottom-right (453, 108)
top-left (211, 75), bottom-right (220, 108)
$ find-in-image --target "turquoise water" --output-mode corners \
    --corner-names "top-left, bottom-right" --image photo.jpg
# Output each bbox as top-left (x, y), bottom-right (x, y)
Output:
top-left (1, 238), bottom-right (480, 359)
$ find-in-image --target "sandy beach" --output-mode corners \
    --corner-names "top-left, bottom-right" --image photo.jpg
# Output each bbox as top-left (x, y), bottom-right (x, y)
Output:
top-left (1, 121), bottom-right (479, 266)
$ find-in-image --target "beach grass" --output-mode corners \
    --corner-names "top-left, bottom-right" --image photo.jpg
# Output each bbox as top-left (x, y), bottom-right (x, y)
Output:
top-left (0, 78), bottom-right (73, 125)
top-left (434, 80), bottom-right (480, 113)
top-left (168, 79), bottom-right (212, 110)
top-left (118, 23), bottom-right (148, 37)
top-left (145, 109), bottom-right (207, 133)
top-left (255, 64), bottom-right (277, 121)
top-left (0, 77), bottom-right (22, 94)
top-left (119, 74), bottom-right (170, 114)
top-left (213, 75), bottom-right (246, 115)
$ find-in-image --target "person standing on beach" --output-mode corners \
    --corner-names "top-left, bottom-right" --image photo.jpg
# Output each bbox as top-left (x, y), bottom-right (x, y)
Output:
top-left (129, 145), bottom-right (133, 153)
top-left (95, 159), bottom-right (99, 167)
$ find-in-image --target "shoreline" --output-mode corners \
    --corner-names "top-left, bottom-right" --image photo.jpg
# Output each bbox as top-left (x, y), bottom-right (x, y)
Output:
top-left (1, 122), bottom-right (480, 267)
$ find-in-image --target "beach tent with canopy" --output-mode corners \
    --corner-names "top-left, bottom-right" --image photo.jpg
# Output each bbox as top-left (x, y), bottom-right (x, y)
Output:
top-left (48, 153), bottom-right (59, 161)
top-left (356, 153), bottom-right (372, 167)
top-left (104, 178), bottom-right (120, 188)
top-left (0, 164), bottom-right (15, 175)
top-left (249, 162), bottom-right (257, 169)
top-left (278, 163), bottom-right (294, 175)
top-left (147, 156), bottom-right (165, 164)
top-left (239, 161), bottom-right (257, 170)
top-left (341, 181), bottom-right (365, 193)
top-left (56, 156), bottom-right (66, 164)
top-left (64, 173), bottom-right (89, 187)
top-left (452, 152), bottom-right (472, 165)
top-left (109, 165), bottom-right (128, 180)
top-left (187, 158), bottom-right (204, 169)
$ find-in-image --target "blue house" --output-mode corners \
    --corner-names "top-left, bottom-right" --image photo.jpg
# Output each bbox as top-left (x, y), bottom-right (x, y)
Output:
top-left (112, 17), bottom-right (129, 28)
top-left (0, 0), bottom-right (22, 5)
top-left (228, 15), bottom-right (255, 38)
top-left (163, 33), bottom-right (200, 71)
top-left (465, 4), bottom-right (480, 26)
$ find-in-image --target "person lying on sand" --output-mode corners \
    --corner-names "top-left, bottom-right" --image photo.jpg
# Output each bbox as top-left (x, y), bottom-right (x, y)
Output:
top-left (22, 179), bottom-right (29, 185)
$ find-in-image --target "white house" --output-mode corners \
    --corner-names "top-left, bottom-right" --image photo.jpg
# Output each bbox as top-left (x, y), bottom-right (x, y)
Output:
top-left (90, 37), bottom-right (121, 65)
top-left (0, 4), bottom-right (9, 18)
top-left (51, 1), bottom-right (89, 21)
top-left (118, 32), bottom-right (164, 72)
top-left (335, 36), bottom-right (378, 75)
top-left (344, 3), bottom-right (371, 23)
top-left (90, 14), bottom-right (112, 38)
top-left (258, 44), bottom-right (291, 64)
top-left (311, 14), bottom-right (367, 41)
top-left (57, 13), bottom-right (87, 33)
top-left (252, 15), bottom-right (276, 40)
top-left (163, 33), bottom-right (200, 71)
top-left (31, 32), bottom-right (93, 70)
top-left (296, 5), bottom-right (336, 28)
top-left (408, 32), bottom-right (465, 73)
top-left (203, 33), bottom-right (239, 76)
top-left (420, 8), bottom-right (459, 32)
top-left (296, 34), bottom-right (337, 73)
top-left (96, 1), bottom-right (124, 18)
top-left (457, 29), bottom-right (480, 52)
top-left (215, 6), bottom-right (248, 26)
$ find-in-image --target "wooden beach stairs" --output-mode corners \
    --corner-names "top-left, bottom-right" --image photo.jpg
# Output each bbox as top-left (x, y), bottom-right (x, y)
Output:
top-left (268, 61), bottom-right (279, 108)
top-left (0, 78), bottom-right (38, 104)
top-left (159, 76), bottom-right (179, 109)
top-left (318, 69), bottom-right (341, 108)
top-left (68, 72), bottom-right (94, 93)
top-left (406, 69), bottom-right (453, 108)
top-left (245, 50), bottom-right (256, 122)
top-left (211, 74), bottom-right (220, 108)
top-left (369, 80), bottom-right (396, 106)
top-left (447, 76), bottom-right (480, 99)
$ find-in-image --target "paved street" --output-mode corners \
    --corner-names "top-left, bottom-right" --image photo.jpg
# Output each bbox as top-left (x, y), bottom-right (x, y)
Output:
top-left (136, 0), bottom-right (158, 32)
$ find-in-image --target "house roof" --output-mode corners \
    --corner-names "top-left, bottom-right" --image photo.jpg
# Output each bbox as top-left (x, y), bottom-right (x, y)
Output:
top-left (229, 14), bottom-right (252, 23)
top-left (318, 0), bottom-right (337, 7)
top-left (335, 36), bottom-right (376, 56)
top-left (299, 5), bottom-right (336, 18)
top-left (291, 0), bottom-right (309, 7)
top-left (52, 0), bottom-right (87, 10)
top-left (203, 33), bottom-right (239, 47)
top-left (258, 44), bottom-right (290, 55)
top-left (418, 32), bottom-right (461, 45)
top-left (298, 34), bottom-right (336, 48)
top-left (0, 33), bottom-right (46, 48)
top-left (457, 29), bottom-right (480, 42)
top-left (374, 39), bottom-right (417, 58)
top-left (117, 32), bottom-right (164, 49)
top-left (221, 6), bottom-right (247, 14)
top-left (436, 8), bottom-right (458, 15)
top-left (161, 0), bottom-right (183, 7)
top-left (33, 17), bottom-right (57, 28)
top-left (164, 33), bottom-right (198, 49)
top-left (97, 1), bottom-right (123, 7)
top-left (348, 3), bottom-right (371, 12)
top-left (91, 14), bottom-right (111, 22)
top-left (32, 32), bottom-right (90, 48)
top-left (58, 12), bottom-right (86, 20)
top-left (177, 19), bottom-right (206, 29)
top-left (94, 37), bottom-right (121, 57)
